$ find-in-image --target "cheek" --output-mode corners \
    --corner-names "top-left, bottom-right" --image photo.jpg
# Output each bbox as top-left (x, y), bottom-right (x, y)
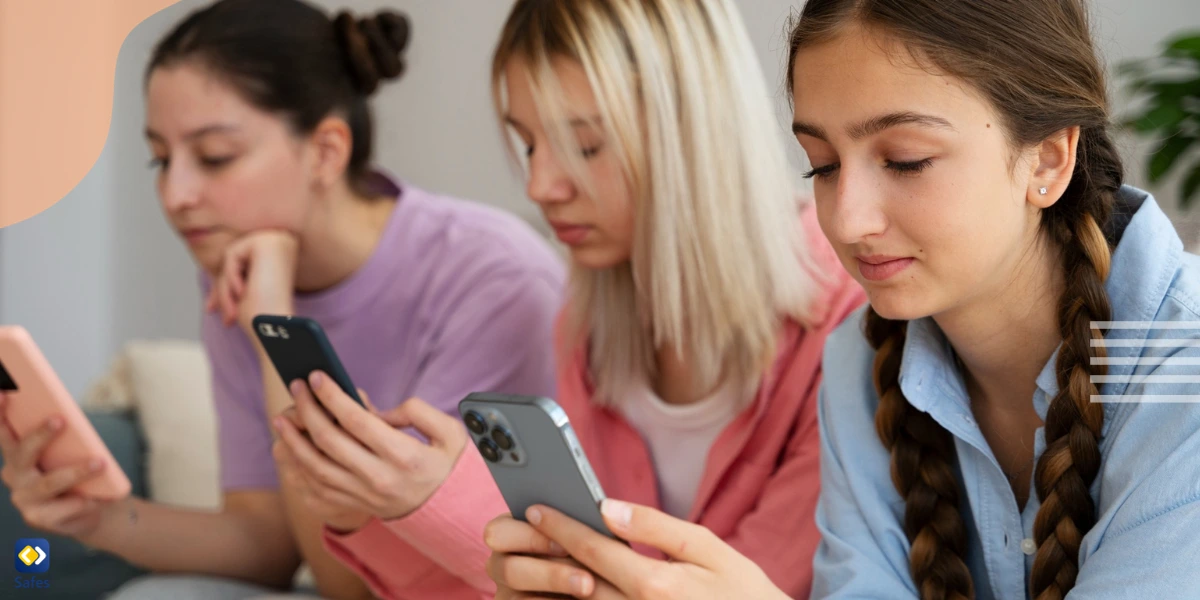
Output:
top-left (210, 152), bottom-right (311, 232)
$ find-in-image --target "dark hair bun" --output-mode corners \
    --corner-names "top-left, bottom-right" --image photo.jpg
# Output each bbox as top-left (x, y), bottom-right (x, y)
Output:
top-left (334, 10), bottom-right (410, 96)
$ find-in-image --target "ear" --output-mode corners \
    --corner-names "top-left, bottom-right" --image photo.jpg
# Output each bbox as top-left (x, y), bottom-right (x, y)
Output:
top-left (1027, 126), bottom-right (1080, 209)
top-left (307, 116), bottom-right (353, 190)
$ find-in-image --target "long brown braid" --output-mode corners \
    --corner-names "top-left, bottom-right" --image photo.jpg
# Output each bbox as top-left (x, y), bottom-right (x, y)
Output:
top-left (787, 1), bottom-right (1123, 598)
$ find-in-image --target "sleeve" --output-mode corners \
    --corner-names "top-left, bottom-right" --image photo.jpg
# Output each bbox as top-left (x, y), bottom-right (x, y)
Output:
top-left (202, 310), bottom-right (279, 491)
top-left (321, 446), bottom-right (507, 599)
top-left (1068, 499), bottom-right (1200, 599)
top-left (409, 266), bottom-right (562, 413)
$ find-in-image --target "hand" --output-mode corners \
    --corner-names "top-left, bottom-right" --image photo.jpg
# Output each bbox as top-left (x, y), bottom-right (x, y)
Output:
top-left (0, 393), bottom-right (123, 541)
top-left (205, 230), bottom-right (299, 334)
top-left (486, 501), bottom-right (789, 600)
top-left (272, 371), bottom-right (468, 521)
top-left (272, 409), bottom-right (373, 533)
top-left (484, 514), bottom-right (597, 599)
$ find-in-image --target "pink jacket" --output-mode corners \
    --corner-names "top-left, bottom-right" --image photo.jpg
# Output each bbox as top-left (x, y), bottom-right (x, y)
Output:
top-left (322, 207), bottom-right (866, 599)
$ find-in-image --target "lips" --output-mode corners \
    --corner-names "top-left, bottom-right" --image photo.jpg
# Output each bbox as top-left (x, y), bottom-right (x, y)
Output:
top-left (855, 255), bottom-right (915, 282)
top-left (548, 221), bottom-right (592, 245)
top-left (180, 227), bottom-right (216, 244)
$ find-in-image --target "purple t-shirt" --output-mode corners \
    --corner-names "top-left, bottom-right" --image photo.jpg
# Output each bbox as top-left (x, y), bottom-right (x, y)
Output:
top-left (201, 179), bottom-right (565, 490)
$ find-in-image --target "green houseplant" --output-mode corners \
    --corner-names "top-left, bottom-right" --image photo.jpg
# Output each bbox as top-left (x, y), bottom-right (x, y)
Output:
top-left (1120, 33), bottom-right (1200, 209)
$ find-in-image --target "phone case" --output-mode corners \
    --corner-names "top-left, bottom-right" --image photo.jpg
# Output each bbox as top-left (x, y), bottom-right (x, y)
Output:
top-left (251, 314), bottom-right (363, 405)
top-left (0, 326), bottom-right (131, 500)
top-left (459, 393), bottom-right (614, 537)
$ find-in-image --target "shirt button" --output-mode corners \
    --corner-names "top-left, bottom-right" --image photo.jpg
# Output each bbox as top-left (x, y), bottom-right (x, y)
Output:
top-left (1021, 538), bottom-right (1037, 555)
top-left (962, 414), bottom-right (973, 424)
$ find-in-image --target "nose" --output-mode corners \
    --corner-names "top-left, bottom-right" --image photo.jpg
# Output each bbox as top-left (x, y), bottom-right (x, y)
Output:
top-left (824, 163), bottom-right (888, 245)
top-left (159, 161), bottom-right (202, 214)
top-left (525, 146), bottom-right (576, 207)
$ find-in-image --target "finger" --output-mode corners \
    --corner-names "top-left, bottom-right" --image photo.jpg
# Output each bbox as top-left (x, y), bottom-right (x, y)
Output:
top-left (291, 380), bottom-right (389, 480)
top-left (359, 389), bottom-right (378, 413)
top-left (11, 415), bottom-right (64, 473)
top-left (28, 459), bottom-right (106, 502)
top-left (378, 397), bottom-right (464, 449)
top-left (599, 499), bottom-right (732, 566)
top-left (531, 504), bottom-right (664, 595)
top-left (273, 410), bottom-right (375, 504)
top-left (487, 554), bottom-right (595, 598)
top-left (23, 496), bottom-right (96, 530)
top-left (485, 515), bottom-right (568, 557)
top-left (304, 472), bottom-right (370, 515)
top-left (306, 374), bottom-right (427, 462)
top-left (0, 393), bottom-right (20, 458)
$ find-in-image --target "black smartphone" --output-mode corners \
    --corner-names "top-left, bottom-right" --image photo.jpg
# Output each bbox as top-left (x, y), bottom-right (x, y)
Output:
top-left (252, 314), bottom-right (364, 406)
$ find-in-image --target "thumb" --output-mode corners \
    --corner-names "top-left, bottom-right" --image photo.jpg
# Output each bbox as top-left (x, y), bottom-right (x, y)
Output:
top-left (378, 398), bottom-right (461, 448)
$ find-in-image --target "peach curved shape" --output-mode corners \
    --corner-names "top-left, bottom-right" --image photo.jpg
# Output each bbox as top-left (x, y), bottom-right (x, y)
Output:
top-left (0, 0), bottom-right (181, 228)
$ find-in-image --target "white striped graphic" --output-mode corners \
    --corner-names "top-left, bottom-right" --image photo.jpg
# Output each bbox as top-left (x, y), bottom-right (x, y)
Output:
top-left (1091, 357), bottom-right (1200, 365)
top-left (1091, 321), bottom-right (1200, 329)
top-left (1089, 321), bottom-right (1200, 402)
top-left (1091, 395), bottom-right (1200, 403)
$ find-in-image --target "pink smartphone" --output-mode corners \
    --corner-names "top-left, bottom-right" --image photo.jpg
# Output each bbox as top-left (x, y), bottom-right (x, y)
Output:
top-left (0, 326), bottom-right (130, 500)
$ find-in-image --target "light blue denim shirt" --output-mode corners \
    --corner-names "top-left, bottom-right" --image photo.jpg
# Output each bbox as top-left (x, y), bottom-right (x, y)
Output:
top-left (813, 187), bottom-right (1200, 599)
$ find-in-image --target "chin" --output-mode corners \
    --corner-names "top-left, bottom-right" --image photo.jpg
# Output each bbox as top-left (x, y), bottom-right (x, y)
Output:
top-left (568, 245), bottom-right (631, 271)
top-left (862, 285), bottom-right (938, 322)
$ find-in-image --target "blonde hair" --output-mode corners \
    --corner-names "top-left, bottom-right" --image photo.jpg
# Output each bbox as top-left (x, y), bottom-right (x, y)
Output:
top-left (492, 0), bottom-right (822, 405)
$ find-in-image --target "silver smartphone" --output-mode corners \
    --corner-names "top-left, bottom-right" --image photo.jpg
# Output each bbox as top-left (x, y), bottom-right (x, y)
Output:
top-left (458, 393), bottom-right (614, 538)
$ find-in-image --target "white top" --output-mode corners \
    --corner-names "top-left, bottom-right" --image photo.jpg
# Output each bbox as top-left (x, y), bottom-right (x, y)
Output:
top-left (619, 380), bottom-right (745, 519)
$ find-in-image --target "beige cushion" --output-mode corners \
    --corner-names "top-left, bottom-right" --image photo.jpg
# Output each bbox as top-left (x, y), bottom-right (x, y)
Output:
top-left (86, 340), bottom-right (220, 510)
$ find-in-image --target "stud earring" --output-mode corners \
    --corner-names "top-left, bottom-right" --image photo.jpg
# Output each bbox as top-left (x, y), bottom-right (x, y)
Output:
top-left (1039, 187), bottom-right (1048, 195)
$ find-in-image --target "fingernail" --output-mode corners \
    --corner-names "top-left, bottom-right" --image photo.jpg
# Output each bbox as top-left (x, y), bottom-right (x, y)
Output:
top-left (48, 417), bottom-right (63, 431)
top-left (570, 573), bottom-right (588, 596)
top-left (526, 506), bottom-right (542, 525)
top-left (548, 540), bottom-right (565, 555)
top-left (273, 417), bottom-right (285, 430)
top-left (309, 371), bottom-right (324, 390)
top-left (289, 380), bottom-right (305, 396)
top-left (601, 499), bottom-right (632, 528)
top-left (89, 458), bottom-right (103, 471)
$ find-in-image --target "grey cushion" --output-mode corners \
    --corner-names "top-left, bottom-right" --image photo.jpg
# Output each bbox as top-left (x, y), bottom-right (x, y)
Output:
top-left (1, 409), bottom-right (148, 598)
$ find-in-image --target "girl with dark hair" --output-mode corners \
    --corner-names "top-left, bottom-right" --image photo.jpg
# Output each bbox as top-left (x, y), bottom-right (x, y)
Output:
top-left (0, 1), bottom-right (563, 598)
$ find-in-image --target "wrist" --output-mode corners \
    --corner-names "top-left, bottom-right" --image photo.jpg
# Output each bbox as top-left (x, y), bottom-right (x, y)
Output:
top-left (79, 497), bottom-right (137, 552)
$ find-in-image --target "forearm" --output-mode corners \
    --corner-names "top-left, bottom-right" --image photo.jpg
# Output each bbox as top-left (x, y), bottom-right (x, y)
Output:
top-left (80, 496), bottom-right (300, 588)
top-left (281, 482), bottom-right (375, 600)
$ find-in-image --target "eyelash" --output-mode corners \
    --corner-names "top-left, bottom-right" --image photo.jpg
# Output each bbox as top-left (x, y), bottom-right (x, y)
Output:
top-left (147, 156), bottom-right (234, 171)
top-left (524, 145), bottom-right (604, 159)
top-left (802, 158), bottom-right (935, 181)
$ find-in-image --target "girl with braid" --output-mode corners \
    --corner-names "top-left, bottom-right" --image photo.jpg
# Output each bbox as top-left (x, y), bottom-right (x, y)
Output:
top-left (476, 0), bottom-right (1200, 599)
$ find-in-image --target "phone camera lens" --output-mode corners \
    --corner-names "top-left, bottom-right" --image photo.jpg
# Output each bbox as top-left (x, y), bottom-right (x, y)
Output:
top-left (478, 438), bottom-right (501, 463)
top-left (491, 427), bottom-right (515, 451)
top-left (464, 411), bottom-right (487, 435)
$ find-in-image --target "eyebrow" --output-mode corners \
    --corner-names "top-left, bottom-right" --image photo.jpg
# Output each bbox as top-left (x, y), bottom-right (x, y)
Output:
top-left (144, 123), bottom-right (240, 143)
top-left (791, 111), bottom-right (955, 142)
top-left (503, 114), bottom-right (604, 133)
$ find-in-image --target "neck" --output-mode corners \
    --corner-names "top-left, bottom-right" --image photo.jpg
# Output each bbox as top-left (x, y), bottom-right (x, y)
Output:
top-left (934, 234), bottom-right (1064, 408)
top-left (292, 180), bottom-right (396, 293)
top-left (653, 344), bottom-right (703, 406)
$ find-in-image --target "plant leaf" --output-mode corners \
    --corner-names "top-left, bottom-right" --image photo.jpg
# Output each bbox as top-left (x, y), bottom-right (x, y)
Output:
top-left (1182, 161), bottom-right (1200, 210)
top-left (1133, 102), bottom-right (1188, 134)
top-left (1149, 135), bottom-right (1196, 183)
top-left (1166, 34), bottom-right (1200, 61)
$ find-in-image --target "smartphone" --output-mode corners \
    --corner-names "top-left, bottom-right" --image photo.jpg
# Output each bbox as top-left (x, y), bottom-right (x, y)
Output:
top-left (0, 326), bottom-right (131, 500)
top-left (252, 314), bottom-right (364, 406)
top-left (459, 393), bottom-right (614, 537)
